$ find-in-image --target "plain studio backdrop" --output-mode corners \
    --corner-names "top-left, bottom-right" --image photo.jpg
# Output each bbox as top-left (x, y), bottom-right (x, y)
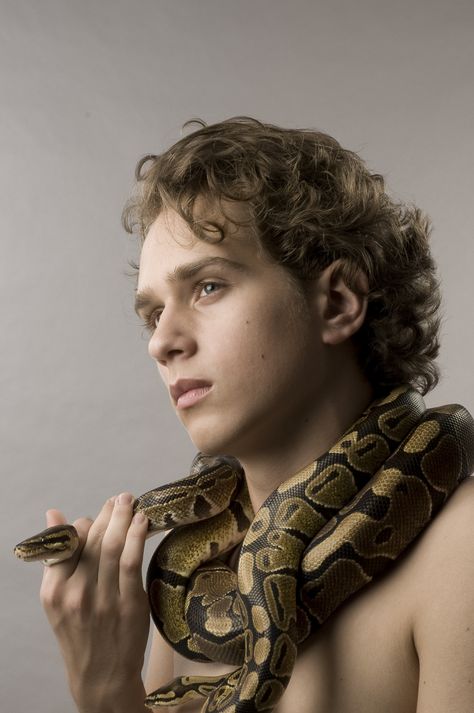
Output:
top-left (1, 1), bottom-right (473, 711)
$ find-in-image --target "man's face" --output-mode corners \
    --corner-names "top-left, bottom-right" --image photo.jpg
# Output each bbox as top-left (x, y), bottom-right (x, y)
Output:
top-left (136, 205), bottom-right (329, 458)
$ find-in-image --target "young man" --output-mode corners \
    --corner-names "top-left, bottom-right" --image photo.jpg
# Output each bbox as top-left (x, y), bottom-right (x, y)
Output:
top-left (40, 118), bottom-right (474, 713)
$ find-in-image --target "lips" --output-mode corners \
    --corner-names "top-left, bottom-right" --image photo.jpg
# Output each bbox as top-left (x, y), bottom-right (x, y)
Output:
top-left (170, 379), bottom-right (213, 404)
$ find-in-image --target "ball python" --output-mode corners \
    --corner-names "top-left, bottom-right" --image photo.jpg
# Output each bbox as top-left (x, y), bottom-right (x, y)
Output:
top-left (14, 386), bottom-right (474, 713)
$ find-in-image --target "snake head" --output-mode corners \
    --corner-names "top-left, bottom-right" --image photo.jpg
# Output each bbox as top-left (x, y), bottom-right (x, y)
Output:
top-left (14, 524), bottom-right (79, 563)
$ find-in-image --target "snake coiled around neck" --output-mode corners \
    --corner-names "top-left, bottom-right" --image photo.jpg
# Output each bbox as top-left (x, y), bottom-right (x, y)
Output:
top-left (15, 387), bottom-right (474, 713)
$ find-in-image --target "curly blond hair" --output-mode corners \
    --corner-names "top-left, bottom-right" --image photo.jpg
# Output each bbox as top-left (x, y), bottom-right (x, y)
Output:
top-left (122, 116), bottom-right (441, 395)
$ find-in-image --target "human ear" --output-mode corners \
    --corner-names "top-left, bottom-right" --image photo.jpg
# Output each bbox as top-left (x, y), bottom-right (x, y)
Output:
top-left (316, 260), bottom-right (369, 345)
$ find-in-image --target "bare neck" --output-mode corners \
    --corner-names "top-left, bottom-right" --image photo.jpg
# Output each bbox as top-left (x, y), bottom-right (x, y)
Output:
top-left (237, 360), bottom-right (374, 514)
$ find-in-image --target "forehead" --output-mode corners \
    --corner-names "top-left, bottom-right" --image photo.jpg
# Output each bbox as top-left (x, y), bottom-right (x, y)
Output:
top-left (137, 204), bottom-right (263, 290)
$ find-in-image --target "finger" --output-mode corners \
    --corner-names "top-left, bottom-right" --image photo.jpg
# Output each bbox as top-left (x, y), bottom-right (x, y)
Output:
top-left (41, 516), bottom-right (94, 583)
top-left (76, 496), bottom-right (117, 578)
top-left (46, 509), bottom-right (67, 527)
top-left (97, 493), bottom-right (135, 594)
top-left (118, 511), bottom-right (149, 598)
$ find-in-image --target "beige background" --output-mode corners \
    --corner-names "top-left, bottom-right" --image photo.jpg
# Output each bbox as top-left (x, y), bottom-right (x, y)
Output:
top-left (1, 1), bottom-right (473, 711)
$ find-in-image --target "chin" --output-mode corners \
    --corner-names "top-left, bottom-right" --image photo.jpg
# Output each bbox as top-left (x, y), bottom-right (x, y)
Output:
top-left (186, 423), bottom-right (239, 459)
top-left (181, 409), bottom-right (259, 461)
top-left (189, 437), bottom-right (235, 458)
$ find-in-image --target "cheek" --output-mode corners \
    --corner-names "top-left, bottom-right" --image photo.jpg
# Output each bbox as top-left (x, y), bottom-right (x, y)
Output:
top-left (237, 315), bottom-right (277, 365)
top-left (233, 309), bottom-right (301, 379)
top-left (157, 363), bottom-right (168, 385)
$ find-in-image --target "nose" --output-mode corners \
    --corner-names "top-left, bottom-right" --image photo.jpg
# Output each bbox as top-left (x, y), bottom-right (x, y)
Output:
top-left (148, 303), bottom-right (197, 366)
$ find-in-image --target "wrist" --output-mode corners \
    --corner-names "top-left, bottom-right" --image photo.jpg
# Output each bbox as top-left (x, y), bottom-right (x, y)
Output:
top-left (106, 679), bottom-right (149, 713)
top-left (71, 675), bottom-right (148, 713)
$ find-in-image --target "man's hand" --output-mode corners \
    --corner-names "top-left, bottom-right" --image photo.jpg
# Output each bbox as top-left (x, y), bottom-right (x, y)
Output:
top-left (40, 493), bottom-right (150, 713)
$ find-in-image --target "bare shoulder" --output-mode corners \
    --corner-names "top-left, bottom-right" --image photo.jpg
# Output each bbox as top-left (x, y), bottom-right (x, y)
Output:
top-left (406, 478), bottom-right (474, 712)
top-left (413, 475), bottom-right (474, 570)
top-left (406, 476), bottom-right (474, 598)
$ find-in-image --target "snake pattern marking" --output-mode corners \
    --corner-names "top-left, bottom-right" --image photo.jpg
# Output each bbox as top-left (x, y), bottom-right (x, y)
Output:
top-left (15, 386), bottom-right (474, 713)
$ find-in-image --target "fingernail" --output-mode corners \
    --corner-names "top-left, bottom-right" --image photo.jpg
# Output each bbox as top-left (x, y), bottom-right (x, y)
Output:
top-left (118, 492), bottom-right (133, 505)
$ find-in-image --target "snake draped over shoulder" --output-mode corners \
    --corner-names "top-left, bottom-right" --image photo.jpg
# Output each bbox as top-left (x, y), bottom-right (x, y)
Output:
top-left (15, 387), bottom-right (474, 713)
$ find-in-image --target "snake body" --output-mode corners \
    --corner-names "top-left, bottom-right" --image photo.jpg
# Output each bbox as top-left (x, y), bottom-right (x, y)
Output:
top-left (15, 387), bottom-right (474, 713)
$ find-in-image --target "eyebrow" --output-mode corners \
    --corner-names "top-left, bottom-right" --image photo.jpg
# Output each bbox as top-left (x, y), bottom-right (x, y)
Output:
top-left (134, 256), bottom-right (247, 317)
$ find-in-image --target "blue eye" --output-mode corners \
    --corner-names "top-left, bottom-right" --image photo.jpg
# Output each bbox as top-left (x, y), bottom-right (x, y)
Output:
top-left (201, 282), bottom-right (218, 296)
top-left (196, 280), bottom-right (224, 298)
top-left (139, 281), bottom-right (223, 337)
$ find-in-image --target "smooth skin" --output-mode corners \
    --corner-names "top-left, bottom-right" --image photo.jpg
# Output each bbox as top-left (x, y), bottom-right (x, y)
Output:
top-left (41, 203), bottom-right (474, 713)
top-left (137, 204), bottom-right (373, 510)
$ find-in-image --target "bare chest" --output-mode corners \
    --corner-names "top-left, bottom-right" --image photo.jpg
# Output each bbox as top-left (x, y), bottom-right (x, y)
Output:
top-left (173, 556), bottom-right (420, 713)
top-left (281, 574), bottom-right (419, 713)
